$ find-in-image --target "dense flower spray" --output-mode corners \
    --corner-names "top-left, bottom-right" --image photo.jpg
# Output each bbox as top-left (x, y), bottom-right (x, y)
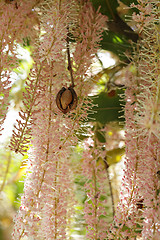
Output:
top-left (10, 0), bottom-right (107, 239)
top-left (0, 0), bottom-right (39, 135)
top-left (0, 73), bottom-right (10, 135)
top-left (82, 136), bottom-right (108, 240)
top-left (109, 1), bottom-right (160, 239)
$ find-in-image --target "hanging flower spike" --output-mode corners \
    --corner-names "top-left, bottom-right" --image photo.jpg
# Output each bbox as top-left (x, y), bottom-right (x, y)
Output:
top-left (12, 0), bottom-right (108, 239)
top-left (109, 1), bottom-right (160, 239)
top-left (0, 72), bottom-right (11, 135)
top-left (0, 1), bottom-right (39, 137)
top-left (82, 136), bottom-right (108, 240)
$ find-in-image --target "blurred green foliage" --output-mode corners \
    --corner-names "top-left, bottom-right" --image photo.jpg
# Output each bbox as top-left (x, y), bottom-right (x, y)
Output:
top-left (91, 0), bottom-right (139, 61)
top-left (0, 147), bottom-right (26, 239)
top-left (88, 89), bottom-right (125, 124)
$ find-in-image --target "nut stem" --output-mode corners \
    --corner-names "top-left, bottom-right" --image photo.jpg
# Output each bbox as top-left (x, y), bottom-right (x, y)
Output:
top-left (66, 26), bottom-right (74, 87)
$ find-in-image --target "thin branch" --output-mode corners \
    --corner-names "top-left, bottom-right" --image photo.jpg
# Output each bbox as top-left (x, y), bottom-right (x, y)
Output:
top-left (95, 53), bottom-right (104, 69)
top-left (66, 27), bottom-right (75, 87)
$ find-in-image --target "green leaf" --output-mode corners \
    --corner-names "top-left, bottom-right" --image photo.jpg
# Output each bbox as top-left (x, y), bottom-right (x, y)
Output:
top-left (91, 0), bottom-right (119, 19)
top-left (91, 0), bottom-right (139, 19)
top-left (91, 0), bottom-right (139, 60)
top-left (95, 129), bottom-right (106, 143)
top-left (100, 31), bottom-right (133, 61)
top-left (88, 89), bottom-right (125, 124)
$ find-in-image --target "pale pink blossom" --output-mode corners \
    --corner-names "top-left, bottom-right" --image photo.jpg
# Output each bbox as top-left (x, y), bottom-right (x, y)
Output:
top-left (109, 1), bottom-right (160, 238)
top-left (82, 136), bottom-right (108, 240)
top-left (12, 1), bottom-right (107, 239)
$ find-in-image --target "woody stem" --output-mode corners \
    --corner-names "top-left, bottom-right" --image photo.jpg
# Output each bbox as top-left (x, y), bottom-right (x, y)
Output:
top-left (66, 26), bottom-right (74, 87)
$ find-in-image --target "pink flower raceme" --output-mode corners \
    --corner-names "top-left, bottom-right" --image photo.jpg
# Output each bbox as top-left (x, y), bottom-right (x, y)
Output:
top-left (109, 1), bottom-right (160, 239)
top-left (12, 1), bottom-right (107, 239)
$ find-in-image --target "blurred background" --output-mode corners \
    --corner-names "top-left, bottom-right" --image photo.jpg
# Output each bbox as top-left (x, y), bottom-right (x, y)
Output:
top-left (0, 0), bottom-right (140, 239)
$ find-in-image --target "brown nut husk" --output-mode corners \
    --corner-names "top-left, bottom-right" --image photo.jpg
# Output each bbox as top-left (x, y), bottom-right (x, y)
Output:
top-left (61, 89), bottom-right (73, 109)
top-left (56, 86), bottom-right (78, 114)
